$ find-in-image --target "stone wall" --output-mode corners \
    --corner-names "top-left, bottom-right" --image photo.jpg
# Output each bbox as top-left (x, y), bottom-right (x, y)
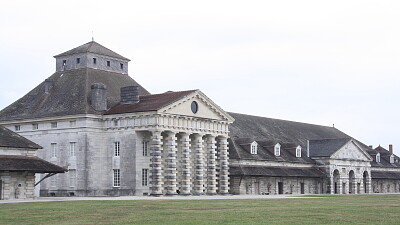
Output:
top-left (0, 172), bottom-right (35, 200)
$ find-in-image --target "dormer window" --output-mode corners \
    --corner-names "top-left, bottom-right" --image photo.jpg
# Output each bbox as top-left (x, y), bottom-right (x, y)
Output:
top-left (390, 155), bottom-right (395, 164)
top-left (376, 153), bottom-right (381, 163)
top-left (296, 145), bottom-right (302, 157)
top-left (93, 58), bottom-right (97, 64)
top-left (76, 58), bottom-right (80, 64)
top-left (250, 141), bottom-right (258, 154)
top-left (274, 143), bottom-right (281, 156)
top-left (120, 63), bottom-right (124, 69)
top-left (107, 61), bottom-right (110, 67)
top-left (62, 60), bottom-right (66, 66)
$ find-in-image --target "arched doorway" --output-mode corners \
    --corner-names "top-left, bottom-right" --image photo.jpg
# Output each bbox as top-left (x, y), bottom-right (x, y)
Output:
top-left (349, 170), bottom-right (355, 194)
top-left (363, 171), bottom-right (369, 193)
top-left (333, 169), bottom-right (340, 194)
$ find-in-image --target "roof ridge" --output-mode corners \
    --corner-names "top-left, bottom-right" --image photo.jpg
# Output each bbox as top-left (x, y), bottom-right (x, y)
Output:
top-left (140, 89), bottom-right (197, 98)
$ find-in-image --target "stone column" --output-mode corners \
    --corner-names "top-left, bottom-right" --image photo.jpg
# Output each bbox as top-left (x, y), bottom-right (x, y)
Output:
top-left (206, 135), bottom-right (217, 195)
top-left (193, 134), bottom-right (205, 195)
top-left (218, 136), bottom-right (230, 195)
top-left (164, 131), bottom-right (178, 195)
top-left (150, 130), bottom-right (163, 196)
top-left (329, 176), bottom-right (334, 194)
top-left (180, 133), bottom-right (192, 195)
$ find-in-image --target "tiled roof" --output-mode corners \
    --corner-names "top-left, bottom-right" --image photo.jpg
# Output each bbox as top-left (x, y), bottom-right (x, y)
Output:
top-left (54, 41), bottom-right (130, 61)
top-left (308, 138), bottom-right (351, 157)
top-left (228, 112), bottom-right (350, 162)
top-left (369, 146), bottom-right (400, 168)
top-left (0, 155), bottom-right (66, 173)
top-left (105, 90), bottom-right (197, 115)
top-left (0, 68), bottom-right (149, 121)
top-left (230, 166), bottom-right (325, 178)
top-left (371, 171), bottom-right (400, 179)
top-left (0, 125), bottom-right (41, 149)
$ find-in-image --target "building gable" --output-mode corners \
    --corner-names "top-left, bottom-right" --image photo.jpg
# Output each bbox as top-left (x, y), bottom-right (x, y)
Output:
top-left (159, 90), bottom-right (234, 122)
top-left (331, 140), bottom-right (372, 161)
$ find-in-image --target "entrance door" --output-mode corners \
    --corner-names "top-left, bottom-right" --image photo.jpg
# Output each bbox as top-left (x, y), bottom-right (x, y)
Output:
top-left (255, 182), bottom-right (260, 195)
top-left (0, 180), bottom-right (2, 200)
top-left (278, 182), bottom-right (284, 194)
top-left (300, 182), bottom-right (305, 194)
top-left (334, 182), bottom-right (338, 194)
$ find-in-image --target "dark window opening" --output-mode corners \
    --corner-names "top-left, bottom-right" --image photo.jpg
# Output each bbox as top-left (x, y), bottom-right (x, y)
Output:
top-left (76, 58), bottom-right (80, 64)
top-left (107, 61), bottom-right (110, 67)
top-left (62, 60), bottom-right (66, 66)
top-left (93, 58), bottom-right (97, 64)
top-left (120, 63), bottom-right (123, 69)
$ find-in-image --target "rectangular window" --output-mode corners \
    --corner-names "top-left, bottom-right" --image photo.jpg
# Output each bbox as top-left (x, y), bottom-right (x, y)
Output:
top-left (120, 63), bottom-right (123, 69)
top-left (51, 122), bottom-right (57, 128)
top-left (113, 120), bottom-right (119, 126)
top-left (114, 142), bottom-right (120, 156)
top-left (142, 169), bottom-right (148, 186)
top-left (76, 58), bottom-right (80, 64)
top-left (14, 125), bottom-right (20, 131)
top-left (142, 141), bottom-right (149, 156)
top-left (62, 60), bottom-right (66, 65)
top-left (69, 170), bottom-right (76, 187)
top-left (51, 143), bottom-right (57, 158)
top-left (32, 123), bottom-right (38, 130)
top-left (113, 169), bottom-right (120, 187)
top-left (93, 58), bottom-right (97, 64)
top-left (70, 120), bottom-right (76, 127)
top-left (69, 142), bottom-right (76, 157)
top-left (107, 61), bottom-right (110, 67)
top-left (50, 175), bottom-right (57, 187)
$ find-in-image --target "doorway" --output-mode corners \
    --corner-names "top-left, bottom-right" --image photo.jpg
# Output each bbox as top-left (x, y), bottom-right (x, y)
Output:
top-left (0, 180), bottom-right (2, 200)
top-left (278, 182), bottom-right (283, 194)
top-left (300, 182), bottom-right (305, 194)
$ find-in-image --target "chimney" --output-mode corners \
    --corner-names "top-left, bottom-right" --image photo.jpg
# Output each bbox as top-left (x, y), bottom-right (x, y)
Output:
top-left (44, 79), bottom-right (54, 93)
top-left (120, 86), bottom-right (139, 104)
top-left (389, 144), bottom-right (393, 154)
top-left (91, 83), bottom-right (107, 111)
top-left (369, 145), bottom-right (373, 149)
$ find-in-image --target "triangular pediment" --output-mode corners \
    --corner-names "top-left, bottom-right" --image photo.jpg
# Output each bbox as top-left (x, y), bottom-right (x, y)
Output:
top-left (331, 140), bottom-right (372, 161)
top-left (158, 90), bottom-right (234, 122)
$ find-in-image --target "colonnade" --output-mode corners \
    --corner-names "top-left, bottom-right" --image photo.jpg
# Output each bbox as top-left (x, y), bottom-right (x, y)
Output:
top-left (149, 130), bottom-right (229, 196)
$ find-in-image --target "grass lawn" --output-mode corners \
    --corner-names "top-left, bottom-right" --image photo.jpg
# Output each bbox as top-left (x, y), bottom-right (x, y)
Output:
top-left (1, 194), bottom-right (400, 225)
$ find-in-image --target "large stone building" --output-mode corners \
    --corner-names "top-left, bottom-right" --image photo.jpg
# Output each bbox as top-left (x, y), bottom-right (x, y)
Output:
top-left (0, 41), bottom-right (399, 197)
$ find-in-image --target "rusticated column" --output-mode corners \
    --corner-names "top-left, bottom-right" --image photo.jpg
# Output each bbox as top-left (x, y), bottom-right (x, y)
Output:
top-left (206, 135), bottom-right (217, 195)
top-left (165, 131), bottom-right (178, 195)
top-left (218, 136), bottom-right (229, 195)
top-left (150, 130), bottom-right (163, 196)
top-left (193, 134), bottom-right (205, 195)
top-left (180, 133), bottom-right (192, 195)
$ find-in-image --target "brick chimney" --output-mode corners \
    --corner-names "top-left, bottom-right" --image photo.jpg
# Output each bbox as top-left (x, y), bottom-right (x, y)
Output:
top-left (389, 144), bottom-right (393, 154)
top-left (120, 86), bottom-right (139, 104)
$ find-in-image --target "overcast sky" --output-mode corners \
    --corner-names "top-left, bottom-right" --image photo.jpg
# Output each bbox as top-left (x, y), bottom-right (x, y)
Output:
top-left (0, 0), bottom-right (399, 154)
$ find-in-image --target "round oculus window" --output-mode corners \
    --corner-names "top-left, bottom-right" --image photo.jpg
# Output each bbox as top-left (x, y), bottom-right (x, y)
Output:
top-left (191, 101), bottom-right (198, 114)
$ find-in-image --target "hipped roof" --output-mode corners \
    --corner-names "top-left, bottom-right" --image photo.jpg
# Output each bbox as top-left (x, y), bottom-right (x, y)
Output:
top-left (0, 125), bottom-right (41, 149)
top-left (0, 155), bottom-right (66, 173)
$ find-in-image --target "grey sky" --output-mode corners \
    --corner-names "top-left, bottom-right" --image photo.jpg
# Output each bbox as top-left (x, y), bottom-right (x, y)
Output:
top-left (0, 0), bottom-right (399, 154)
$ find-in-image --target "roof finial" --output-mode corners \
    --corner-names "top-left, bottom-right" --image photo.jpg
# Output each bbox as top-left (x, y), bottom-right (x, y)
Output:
top-left (92, 31), bottom-right (94, 42)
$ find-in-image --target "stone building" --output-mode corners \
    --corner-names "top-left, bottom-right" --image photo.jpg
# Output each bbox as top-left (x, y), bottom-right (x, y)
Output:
top-left (0, 125), bottom-right (65, 200)
top-left (0, 41), bottom-right (399, 196)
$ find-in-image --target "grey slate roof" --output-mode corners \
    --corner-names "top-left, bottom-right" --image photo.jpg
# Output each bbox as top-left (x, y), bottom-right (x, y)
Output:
top-left (0, 155), bottom-right (66, 173)
top-left (230, 166), bottom-right (325, 178)
top-left (371, 171), bottom-right (400, 179)
top-left (308, 138), bottom-right (351, 157)
top-left (228, 112), bottom-right (350, 162)
top-left (54, 41), bottom-right (130, 61)
top-left (369, 146), bottom-right (400, 168)
top-left (0, 68), bottom-right (150, 121)
top-left (0, 125), bottom-right (41, 149)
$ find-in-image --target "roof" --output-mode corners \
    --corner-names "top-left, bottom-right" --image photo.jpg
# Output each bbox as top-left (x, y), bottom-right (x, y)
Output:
top-left (308, 138), bottom-right (351, 157)
top-left (228, 112), bottom-right (350, 162)
top-left (105, 90), bottom-right (197, 115)
top-left (0, 68), bottom-right (150, 121)
top-left (0, 155), bottom-right (66, 173)
top-left (371, 171), bottom-right (400, 180)
top-left (368, 146), bottom-right (400, 168)
top-left (54, 41), bottom-right (130, 61)
top-left (230, 166), bottom-right (325, 178)
top-left (0, 125), bottom-right (42, 149)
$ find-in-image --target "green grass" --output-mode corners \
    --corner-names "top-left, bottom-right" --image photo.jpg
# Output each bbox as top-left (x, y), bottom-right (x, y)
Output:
top-left (1, 195), bottom-right (400, 224)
